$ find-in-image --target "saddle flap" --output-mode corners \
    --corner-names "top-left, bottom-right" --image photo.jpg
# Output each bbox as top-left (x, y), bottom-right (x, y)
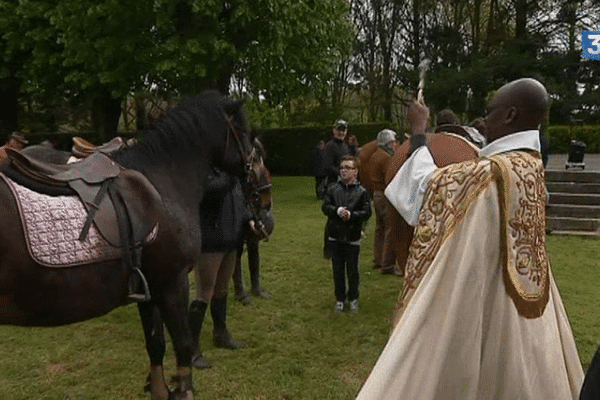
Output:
top-left (69, 179), bottom-right (121, 247)
top-left (52, 152), bottom-right (121, 183)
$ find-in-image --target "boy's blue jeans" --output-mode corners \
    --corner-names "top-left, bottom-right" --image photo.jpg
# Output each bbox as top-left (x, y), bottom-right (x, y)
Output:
top-left (329, 240), bottom-right (360, 303)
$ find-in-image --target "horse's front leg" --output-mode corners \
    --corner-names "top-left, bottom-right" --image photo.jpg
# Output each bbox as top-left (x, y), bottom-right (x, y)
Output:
top-left (247, 240), bottom-right (269, 298)
top-left (138, 301), bottom-right (170, 400)
top-left (161, 270), bottom-right (194, 400)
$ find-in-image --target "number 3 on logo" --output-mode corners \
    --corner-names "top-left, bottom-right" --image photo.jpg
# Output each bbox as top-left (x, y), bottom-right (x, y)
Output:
top-left (583, 31), bottom-right (600, 60)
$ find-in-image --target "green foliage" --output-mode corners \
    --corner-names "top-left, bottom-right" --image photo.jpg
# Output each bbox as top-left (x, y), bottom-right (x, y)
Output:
top-left (546, 125), bottom-right (600, 153)
top-left (0, 177), bottom-right (598, 399)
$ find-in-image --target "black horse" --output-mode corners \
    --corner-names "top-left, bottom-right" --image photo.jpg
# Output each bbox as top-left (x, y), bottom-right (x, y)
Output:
top-left (0, 91), bottom-right (255, 400)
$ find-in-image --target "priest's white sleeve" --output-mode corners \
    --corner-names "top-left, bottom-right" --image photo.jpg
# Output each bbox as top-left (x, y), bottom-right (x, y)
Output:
top-left (384, 146), bottom-right (436, 226)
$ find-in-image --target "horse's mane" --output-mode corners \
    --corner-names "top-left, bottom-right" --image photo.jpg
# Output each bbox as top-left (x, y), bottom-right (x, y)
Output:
top-left (112, 91), bottom-right (242, 169)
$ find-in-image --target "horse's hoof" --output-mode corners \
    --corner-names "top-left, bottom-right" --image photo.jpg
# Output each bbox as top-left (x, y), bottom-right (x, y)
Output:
top-left (236, 293), bottom-right (253, 305)
top-left (192, 354), bottom-right (213, 369)
top-left (252, 289), bottom-right (270, 299)
top-left (168, 390), bottom-right (194, 400)
top-left (143, 373), bottom-right (151, 392)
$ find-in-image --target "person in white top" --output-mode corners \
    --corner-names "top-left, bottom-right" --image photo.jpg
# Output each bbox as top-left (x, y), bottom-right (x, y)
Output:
top-left (358, 78), bottom-right (584, 400)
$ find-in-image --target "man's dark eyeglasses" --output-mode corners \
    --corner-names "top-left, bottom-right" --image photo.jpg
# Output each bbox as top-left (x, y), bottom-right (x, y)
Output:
top-left (335, 125), bottom-right (347, 130)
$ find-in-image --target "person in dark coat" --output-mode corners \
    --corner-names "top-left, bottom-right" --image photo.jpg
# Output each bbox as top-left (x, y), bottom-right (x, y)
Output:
top-left (189, 168), bottom-right (253, 369)
top-left (309, 140), bottom-right (326, 199)
top-left (322, 119), bottom-right (350, 185)
top-left (322, 155), bottom-right (372, 313)
top-left (322, 119), bottom-right (351, 258)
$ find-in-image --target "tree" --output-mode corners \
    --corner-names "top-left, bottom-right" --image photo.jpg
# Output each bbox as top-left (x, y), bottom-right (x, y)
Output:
top-left (0, 0), bottom-right (354, 135)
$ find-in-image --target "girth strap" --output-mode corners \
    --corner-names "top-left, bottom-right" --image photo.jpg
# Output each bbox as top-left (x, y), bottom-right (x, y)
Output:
top-left (78, 179), bottom-right (111, 241)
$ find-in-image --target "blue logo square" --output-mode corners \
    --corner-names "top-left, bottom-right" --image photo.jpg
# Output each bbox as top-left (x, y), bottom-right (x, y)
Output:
top-left (583, 30), bottom-right (600, 60)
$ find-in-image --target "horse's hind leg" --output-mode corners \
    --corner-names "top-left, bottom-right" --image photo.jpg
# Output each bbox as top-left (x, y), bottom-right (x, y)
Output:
top-left (138, 302), bottom-right (170, 400)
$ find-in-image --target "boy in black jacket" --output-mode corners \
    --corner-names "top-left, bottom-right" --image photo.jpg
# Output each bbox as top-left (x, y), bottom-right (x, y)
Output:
top-left (322, 155), bottom-right (372, 312)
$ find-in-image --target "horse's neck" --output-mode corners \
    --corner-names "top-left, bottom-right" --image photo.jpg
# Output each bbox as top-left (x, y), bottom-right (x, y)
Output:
top-left (144, 157), bottom-right (207, 205)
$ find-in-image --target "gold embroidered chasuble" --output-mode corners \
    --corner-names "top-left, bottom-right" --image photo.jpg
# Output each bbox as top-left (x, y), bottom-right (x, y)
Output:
top-left (357, 151), bottom-right (583, 400)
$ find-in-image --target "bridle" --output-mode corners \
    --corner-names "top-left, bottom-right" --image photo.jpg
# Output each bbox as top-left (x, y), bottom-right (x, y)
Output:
top-left (223, 114), bottom-right (272, 239)
top-left (224, 114), bottom-right (253, 176)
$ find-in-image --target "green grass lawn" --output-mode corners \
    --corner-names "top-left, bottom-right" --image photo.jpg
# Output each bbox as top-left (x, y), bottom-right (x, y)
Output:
top-left (0, 176), bottom-right (599, 399)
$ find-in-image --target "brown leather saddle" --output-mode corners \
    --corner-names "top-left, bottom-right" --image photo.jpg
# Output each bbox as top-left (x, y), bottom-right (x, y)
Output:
top-left (72, 136), bottom-right (125, 159)
top-left (2, 147), bottom-right (162, 301)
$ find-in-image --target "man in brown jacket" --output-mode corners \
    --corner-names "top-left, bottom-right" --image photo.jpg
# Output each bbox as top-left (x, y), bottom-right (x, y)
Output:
top-left (368, 129), bottom-right (401, 275)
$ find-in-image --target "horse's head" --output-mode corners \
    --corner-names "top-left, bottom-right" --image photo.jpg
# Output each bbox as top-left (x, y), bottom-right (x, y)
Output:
top-left (244, 137), bottom-right (272, 213)
top-left (240, 137), bottom-right (273, 240)
top-left (219, 97), bottom-right (255, 179)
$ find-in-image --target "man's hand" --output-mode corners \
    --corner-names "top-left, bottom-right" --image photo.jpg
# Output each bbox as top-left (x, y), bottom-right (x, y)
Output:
top-left (407, 100), bottom-right (430, 135)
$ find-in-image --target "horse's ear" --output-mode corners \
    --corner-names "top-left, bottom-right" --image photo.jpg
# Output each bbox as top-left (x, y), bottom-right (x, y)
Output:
top-left (224, 99), bottom-right (245, 116)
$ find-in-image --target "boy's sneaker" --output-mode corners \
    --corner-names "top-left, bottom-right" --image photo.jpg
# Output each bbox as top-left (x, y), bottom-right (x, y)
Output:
top-left (349, 299), bottom-right (359, 313)
top-left (334, 301), bottom-right (344, 312)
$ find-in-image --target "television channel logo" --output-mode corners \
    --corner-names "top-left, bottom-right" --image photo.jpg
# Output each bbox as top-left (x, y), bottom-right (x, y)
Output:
top-left (583, 31), bottom-right (600, 60)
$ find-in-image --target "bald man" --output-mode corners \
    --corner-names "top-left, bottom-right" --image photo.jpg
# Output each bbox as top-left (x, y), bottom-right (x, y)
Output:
top-left (357, 79), bottom-right (584, 399)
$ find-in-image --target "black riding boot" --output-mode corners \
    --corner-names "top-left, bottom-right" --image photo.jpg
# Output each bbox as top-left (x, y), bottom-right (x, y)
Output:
top-left (211, 296), bottom-right (244, 349)
top-left (188, 300), bottom-right (212, 368)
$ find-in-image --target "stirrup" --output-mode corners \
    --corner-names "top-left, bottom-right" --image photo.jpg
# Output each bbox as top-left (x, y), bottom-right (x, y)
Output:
top-left (128, 267), bottom-right (151, 302)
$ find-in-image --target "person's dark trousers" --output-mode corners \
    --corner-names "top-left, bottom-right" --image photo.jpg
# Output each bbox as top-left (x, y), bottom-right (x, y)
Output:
top-left (329, 240), bottom-right (360, 303)
top-left (323, 220), bottom-right (331, 259)
top-left (581, 343), bottom-right (600, 399)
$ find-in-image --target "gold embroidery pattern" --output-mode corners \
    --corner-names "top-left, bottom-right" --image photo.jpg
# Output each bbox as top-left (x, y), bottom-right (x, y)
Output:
top-left (395, 158), bottom-right (494, 323)
top-left (493, 152), bottom-right (549, 318)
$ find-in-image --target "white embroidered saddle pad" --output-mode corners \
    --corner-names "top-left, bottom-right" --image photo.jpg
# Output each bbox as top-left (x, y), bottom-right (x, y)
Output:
top-left (0, 172), bottom-right (124, 267)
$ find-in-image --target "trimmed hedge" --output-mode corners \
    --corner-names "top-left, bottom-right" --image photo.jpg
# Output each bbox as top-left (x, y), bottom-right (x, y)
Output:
top-left (7, 124), bottom-right (599, 176)
top-left (546, 125), bottom-right (600, 154)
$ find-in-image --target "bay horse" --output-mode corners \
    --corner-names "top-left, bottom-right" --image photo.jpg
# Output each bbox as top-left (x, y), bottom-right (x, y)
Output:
top-left (0, 91), bottom-right (256, 400)
top-left (384, 132), bottom-right (480, 273)
top-left (233, 140), bottom-right (274, 304)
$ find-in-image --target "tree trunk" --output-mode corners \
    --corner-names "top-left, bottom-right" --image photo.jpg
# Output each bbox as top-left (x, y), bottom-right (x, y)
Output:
top-left (91, 89), bottom-right (122, 142)
top-left (0, 76), bottom-right (20, 135)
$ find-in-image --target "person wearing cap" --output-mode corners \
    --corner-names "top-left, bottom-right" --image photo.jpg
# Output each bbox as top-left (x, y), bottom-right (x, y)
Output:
top-left (322, 119), bottom-right (351, 185)
top-left (0, 132), bottom-right (28, 162)
top-left (368, 129), bottom-right (400, 275)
